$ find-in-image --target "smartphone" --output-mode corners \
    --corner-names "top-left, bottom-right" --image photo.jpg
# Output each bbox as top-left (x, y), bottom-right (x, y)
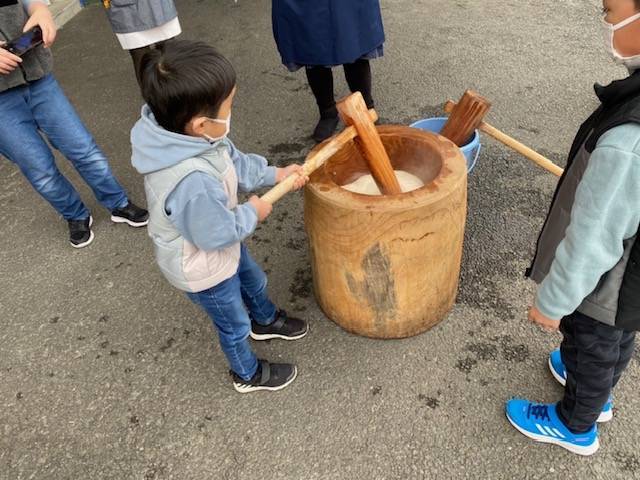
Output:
top-left (2, 27), bottom-right (43, 57)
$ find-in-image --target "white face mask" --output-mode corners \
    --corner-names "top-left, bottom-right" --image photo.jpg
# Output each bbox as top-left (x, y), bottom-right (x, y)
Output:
top-left (602, 12), bottom-right (640, 70)
top-left (203, 114), bottom-right (231, 143)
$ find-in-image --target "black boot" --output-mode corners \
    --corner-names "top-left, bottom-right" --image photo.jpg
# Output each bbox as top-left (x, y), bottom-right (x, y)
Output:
top-left (305, 66), bottom-right (339, 142)
top-left (312, 110), bottom-right (339, 143)
top-left (343, 59), bottom-right (374, 109)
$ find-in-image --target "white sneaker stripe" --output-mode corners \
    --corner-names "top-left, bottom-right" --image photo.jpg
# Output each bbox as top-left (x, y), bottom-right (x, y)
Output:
top-left (544, 426), bottom-right (558, 437)
top-left (552, 428), bottom-right (566, 439)
top-left (535, 424), bottom-right (549, 436)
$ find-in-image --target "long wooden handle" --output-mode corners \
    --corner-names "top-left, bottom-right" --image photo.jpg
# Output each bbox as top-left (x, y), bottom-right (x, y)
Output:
top-left (444, 100), bottom-right (564, 177)
top-left (260, 109), bottom-right (378, 204)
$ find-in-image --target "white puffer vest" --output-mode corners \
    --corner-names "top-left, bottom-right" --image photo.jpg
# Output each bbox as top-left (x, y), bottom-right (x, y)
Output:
top-left (144, 148), bottom-right (241, 292)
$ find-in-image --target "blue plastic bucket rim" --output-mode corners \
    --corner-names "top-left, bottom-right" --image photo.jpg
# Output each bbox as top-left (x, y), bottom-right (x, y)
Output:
top-left (409, 117), bottom-right (481, 173)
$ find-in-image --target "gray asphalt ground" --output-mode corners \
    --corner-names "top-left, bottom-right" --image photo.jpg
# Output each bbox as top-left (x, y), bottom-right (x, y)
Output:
top-left (2, 1), bottom-right (639, 479)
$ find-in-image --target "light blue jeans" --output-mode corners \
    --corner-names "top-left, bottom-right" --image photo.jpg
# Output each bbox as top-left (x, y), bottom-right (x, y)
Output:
top-left (187, 244), bottom-right (277, 380)
top-left (0, 74), bottom-right (128, 220)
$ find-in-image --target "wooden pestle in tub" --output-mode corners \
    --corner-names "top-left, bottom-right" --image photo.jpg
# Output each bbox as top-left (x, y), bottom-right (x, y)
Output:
top-left (336, 92), bottom-right (402, 195)
top-left (440, 90), bottom-right (492, 147)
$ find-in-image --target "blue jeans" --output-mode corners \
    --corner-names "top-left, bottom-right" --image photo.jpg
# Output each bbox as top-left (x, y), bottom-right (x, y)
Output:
top-left (187, 244), bottom-right (277, 380)
top-left (0, 74), bottom-right (128, 220)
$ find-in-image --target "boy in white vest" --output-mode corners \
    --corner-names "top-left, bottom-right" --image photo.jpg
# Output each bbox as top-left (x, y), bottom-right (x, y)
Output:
top-left (131, 40), bottom-right (309, 393)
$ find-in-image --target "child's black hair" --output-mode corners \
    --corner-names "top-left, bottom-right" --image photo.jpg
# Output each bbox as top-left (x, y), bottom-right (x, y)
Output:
top-left (139, 40), bottom-right (237, 134)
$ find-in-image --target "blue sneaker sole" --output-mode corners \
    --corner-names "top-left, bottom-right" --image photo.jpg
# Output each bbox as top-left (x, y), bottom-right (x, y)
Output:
top-left (548, 356), bottom-right (613, 423)
top-left (506, 410), bottom-right (600, 456)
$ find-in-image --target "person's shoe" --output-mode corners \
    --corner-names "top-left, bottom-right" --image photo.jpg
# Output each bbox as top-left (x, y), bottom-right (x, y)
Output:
top-left (312, 113), bottom-right (339, 143)
top-left (231, 359), bottom-right (297, 393)
top-left (548, 348), bottom-right (567, 386)
top-left (111, 202), bottom-right (149, 227)
top-left (68, 216), bottom-right (94, 248)
top-left (505, 399), bottom-right (600, 456)
top-left (250, 310), bottom-right (308, 341)
top-left (548, 349), bottom-right (613, 422)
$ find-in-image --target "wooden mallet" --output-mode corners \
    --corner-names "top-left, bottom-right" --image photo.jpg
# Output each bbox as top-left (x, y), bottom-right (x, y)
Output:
top-left (443, 100), bottom-right (564, 177)
top-left (336, 92), bottom-right (402, 195)
top-left (440, 90), bottom-right (492, 147)
top-left (260, 107), bottom-right (380, 204)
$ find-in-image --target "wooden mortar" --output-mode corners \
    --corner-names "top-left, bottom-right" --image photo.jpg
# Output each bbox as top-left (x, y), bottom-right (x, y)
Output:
top-left (304, 125), bottom-right (468, 338)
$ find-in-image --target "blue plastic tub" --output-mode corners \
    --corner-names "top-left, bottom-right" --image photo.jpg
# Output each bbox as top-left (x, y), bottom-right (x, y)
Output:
top-left (410, 117), bottom-right (481, 173)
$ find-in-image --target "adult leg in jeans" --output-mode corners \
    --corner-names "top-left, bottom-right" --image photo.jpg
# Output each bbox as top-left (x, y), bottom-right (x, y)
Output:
top-left (559, 311), bottom-right (623, 432)
top-left (28, 75), bottom-right (129, 213)
top-left (237, 244), bottom-right (277, 326)
top-left (187, 274), bottom-right (259, 381)
top-left (343, 59), bottom-right (374, 108)
top-left (0, 84), bottom-right (89, 220)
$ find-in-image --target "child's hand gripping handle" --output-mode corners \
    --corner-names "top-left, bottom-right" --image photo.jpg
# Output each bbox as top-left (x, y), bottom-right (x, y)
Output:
top-left (260, 109), bottom-right (378, 205)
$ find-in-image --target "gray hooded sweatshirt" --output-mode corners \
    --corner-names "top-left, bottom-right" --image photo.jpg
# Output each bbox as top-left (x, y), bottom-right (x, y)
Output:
top-left (131, 105), bottom-right (277, 292)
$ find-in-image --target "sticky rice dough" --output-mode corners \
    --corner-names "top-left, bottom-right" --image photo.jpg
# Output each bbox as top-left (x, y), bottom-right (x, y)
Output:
top-left (341, 170), bottom-right (424, 195)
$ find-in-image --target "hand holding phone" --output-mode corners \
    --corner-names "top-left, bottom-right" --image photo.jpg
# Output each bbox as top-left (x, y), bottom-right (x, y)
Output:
top-left (1, 27), bottom-right (43, 57)
top-left (0, 42), bottom-right (22, 75)
top-left (22, 2), bottom-right (57, 48)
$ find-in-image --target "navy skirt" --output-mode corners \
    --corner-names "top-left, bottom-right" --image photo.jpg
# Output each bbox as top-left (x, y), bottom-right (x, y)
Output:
top-left (272, 0), bottom-right (385, 70)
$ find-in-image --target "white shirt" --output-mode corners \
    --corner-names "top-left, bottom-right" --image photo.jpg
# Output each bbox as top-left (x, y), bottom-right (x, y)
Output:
top-left (115, 17), bottom-right (181, 50)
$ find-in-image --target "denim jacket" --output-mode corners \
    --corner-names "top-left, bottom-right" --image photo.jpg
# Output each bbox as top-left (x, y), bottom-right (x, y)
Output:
top-left (103, 0), bottom-right (178, 34)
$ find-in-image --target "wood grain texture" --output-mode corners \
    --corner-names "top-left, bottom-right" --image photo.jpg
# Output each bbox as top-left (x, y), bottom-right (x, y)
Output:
top-left (304, 125), bottom-right (468, 338)
top-left (443, 100), bottom-right (564, 177)
top-left (440, 90), bottom-right (491, 147)
top-left (261, 109), bottom-right (379, 204)
top-left (336, 93), bottom-right (402, 195)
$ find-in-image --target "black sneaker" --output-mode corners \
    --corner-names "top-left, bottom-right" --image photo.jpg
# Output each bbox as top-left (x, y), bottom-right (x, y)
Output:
top-left (68, 216), bottom-right (94, 248)
top-left (250, 310), bottom-right (308, 341)
top-left (231, 359), bottom-right (297, 393)
top-left (111, 202), bottom-right (149, 227)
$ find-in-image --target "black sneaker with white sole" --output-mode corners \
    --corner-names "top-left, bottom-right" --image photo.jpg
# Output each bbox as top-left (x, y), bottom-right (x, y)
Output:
top-left (68, 216), bottom-right (94, 248)
top-left (111, 202), bottom-right (149, 227)
top-left (232, 359), bottom-right (297, 393)
top-left (250, 310), bottom-right (308, 341)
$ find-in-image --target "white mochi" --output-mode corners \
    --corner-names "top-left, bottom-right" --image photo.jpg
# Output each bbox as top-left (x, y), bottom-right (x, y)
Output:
top-left (342, 170), bottom-right (424, 196)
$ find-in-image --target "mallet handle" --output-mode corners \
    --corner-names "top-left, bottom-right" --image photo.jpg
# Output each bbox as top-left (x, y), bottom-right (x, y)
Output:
top-left (444, 100), bottom-right (564, 177)
top-left (260, 109), bottom-right (378, 205)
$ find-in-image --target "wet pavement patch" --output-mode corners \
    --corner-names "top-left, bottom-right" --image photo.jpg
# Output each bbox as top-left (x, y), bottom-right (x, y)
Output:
top-left (418, 393), bottom-right (440, 409)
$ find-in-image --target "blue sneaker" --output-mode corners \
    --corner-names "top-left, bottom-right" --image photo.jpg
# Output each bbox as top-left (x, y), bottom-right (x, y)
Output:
top-left (505, 399), bottom-right (599, 456)
top-left (548, 349), bottom-right (567, 386)
top-left (548, 349), bottom-right (613, 422)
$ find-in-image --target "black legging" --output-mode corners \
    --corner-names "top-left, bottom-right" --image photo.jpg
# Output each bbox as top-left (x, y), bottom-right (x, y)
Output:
top-left (128, 40), bottom-right (171, 88)
top-left (305, 59), bottom-right (374, 117)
